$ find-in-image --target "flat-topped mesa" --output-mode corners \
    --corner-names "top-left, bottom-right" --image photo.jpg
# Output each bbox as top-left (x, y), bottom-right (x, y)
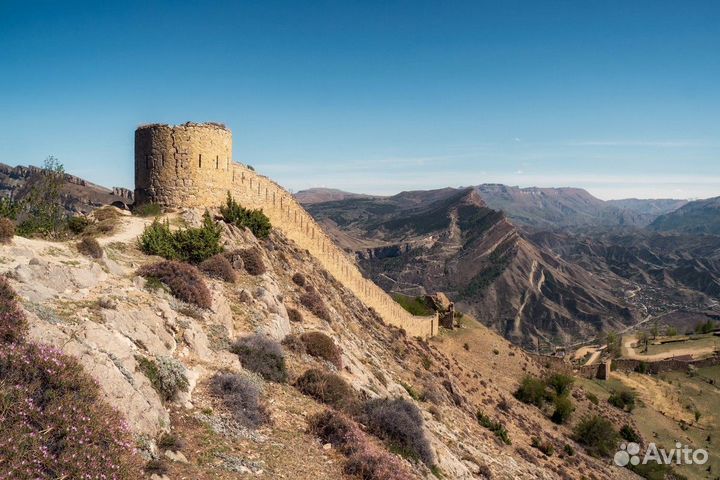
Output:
top-left (134, 122), bottom-right (439, 338)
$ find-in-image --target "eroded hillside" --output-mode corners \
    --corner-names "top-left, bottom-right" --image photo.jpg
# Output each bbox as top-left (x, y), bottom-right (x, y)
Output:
top-left (0, 207), bottom-right (639, 480)
top-left (305, 187), bottom-right (637, 348)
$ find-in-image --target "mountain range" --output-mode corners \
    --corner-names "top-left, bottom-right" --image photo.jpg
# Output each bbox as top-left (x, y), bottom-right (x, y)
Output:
top-left (299, 186), bottom-right (720, 347)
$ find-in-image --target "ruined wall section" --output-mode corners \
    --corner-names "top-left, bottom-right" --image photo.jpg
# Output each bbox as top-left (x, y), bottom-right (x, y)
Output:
top-left (135, 123), bottom-right (233, 206)
top-left (228, 164), bottom-right (439, 339)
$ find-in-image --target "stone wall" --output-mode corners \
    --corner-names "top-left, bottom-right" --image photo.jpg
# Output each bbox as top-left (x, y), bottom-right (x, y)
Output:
top-left (134, 124), bottom-right (438, 338)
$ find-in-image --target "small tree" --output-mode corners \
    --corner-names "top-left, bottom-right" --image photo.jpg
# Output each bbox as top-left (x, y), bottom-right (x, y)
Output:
top-left (637, 331), bottom-right (650, 353)
top-left (17, 156), bottom-right (67, 237)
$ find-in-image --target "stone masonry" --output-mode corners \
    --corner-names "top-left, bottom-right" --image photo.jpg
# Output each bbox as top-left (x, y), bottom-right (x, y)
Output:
top-left (135, 123), bottom-right (439, 338)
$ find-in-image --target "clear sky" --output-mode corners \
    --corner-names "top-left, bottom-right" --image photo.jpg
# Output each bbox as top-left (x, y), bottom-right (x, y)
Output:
top-left (1, 1), bottom-right (718, 200)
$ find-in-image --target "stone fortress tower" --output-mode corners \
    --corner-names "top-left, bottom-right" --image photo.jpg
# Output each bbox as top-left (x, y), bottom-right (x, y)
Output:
top-left (135, 122), bottom-right (233, 207)
top-left (134, 122), bottom-right (438, 338)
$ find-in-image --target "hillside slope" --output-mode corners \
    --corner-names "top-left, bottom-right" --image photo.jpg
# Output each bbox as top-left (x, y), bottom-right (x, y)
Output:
top-left (0, 208), bottom-right (638, 480)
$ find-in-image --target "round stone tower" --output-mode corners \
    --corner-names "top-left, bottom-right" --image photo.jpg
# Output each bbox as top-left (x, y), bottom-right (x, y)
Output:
top-left (134, 122), bottom-right (233, 207)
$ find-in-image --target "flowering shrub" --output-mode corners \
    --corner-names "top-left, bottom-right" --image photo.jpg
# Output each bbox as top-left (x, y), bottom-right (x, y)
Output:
top-left (138, 260), bottom-right (212, 309)
top-left (309, 410), bottom-right (414, 480)
top-left (0, 341), bottom-right (140, 479)
top-left (0, 276), bottom-right (29, 344)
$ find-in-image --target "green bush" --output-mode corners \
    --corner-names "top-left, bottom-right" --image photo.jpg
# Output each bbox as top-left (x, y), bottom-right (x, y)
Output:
top-left (551, 395), bottom-right (574, 424)
top-left (573, 415), bottom-right (619, 457)
top-left (514, 376), bottom-right (549, 407)
top-left (67, 215), bottom-right (93, 235)
top-left (531, 437), bottom-right (554, 456)
top-left (546, 373), bottom-right (574, 396)
top-left (136, 355), bottom-right (189, 401)
top-left (0, 196), bottom-right (20, 220)
top-left (608, 389), bottom-right (636, 412)
top-left (586, 392), bottom-right (599, 405)
top-left (620, 424), bottom-right (641, 443)
top-left (476, 410), bottom-right (512, 445)
top-left (220, 193), bottom-right (271, 239)
top-left (139, 212), bottom-right (223, 263)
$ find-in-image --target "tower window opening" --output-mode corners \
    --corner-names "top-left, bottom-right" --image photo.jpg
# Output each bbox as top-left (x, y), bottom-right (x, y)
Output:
top-left (199, 154), bottom-right (202, 168)
top-left (216, 155), bottom-right (219, 169)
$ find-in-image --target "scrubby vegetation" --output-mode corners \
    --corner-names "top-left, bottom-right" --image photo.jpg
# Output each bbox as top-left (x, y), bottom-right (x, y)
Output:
top-left (77, 236), bottom-right (103, 258)
top-left (530, 437), bottom-right (554, 456)
top-left (551, 395), bottom-right (574, 425)
top-left (0, 276), bottom-right (29, 344)
top-left (476, 410), bottom-right (512, 445)
top-left (230, 334), bottom-right (288, 383)
top-left (573, 415), bottom-right (618, 457)
top-left (210, 372), bottom-right (269, 428)
top-left (292, 272), bottom-right (306, 287)
top-left (138, 211), bottom-right (223, 263)
top-left (0, 217), bottom-right (16, 243)
top-left (287, 307), bottom-right (303, 323)
top-left (515, 372), bottom-right (575, 425)
top-left (136, 355), bottom-right (189, 401)
top-left (392, 294), bottom-right (434, 316)
top-left (309, 410), bottom-right (414, 480)
top-left (619, 424), bottom-right (641, 443)
top-left (300, 290), bottom-right (331, 321)
top-left (300, 331), bottom-right (342, 368)
top-left (361, 397), bottom-right (435, 466)
top-left (229, 248), bottom-right (266, 275)
top-left (0, 196), bottom-right (20, 220)
top-left (0, 279), bottom-right (140, 479)
top-left (295, 368), bottom-right (358, 411)
top-left (133, 203), bottom-right (162, 217)
top-left (608, 389), bottom-right (636, 412)
top-left (138, 260), bottom-right (212, 309)
top-left (514, 375), bottom-right (550, 407)
top-left (200, 254), bottom-right (237, 282)
top-left (220, 193), bottom-right (272, 239)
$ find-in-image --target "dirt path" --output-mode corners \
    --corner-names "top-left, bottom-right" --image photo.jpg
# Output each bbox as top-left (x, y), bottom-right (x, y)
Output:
top-left (621, 334), bottom-right (716, 361)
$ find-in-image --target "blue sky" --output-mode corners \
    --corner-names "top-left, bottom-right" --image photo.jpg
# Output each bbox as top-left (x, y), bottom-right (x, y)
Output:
top-left (1, 1), bottom-right (718, 199)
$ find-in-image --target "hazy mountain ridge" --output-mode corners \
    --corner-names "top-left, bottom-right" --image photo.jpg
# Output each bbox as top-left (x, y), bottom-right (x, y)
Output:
top-left (649, 196), bottom-right (720, 235)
